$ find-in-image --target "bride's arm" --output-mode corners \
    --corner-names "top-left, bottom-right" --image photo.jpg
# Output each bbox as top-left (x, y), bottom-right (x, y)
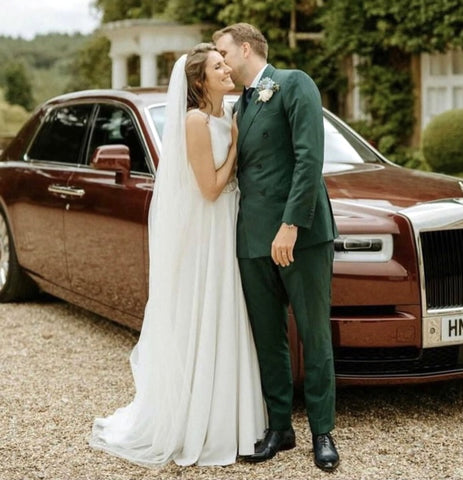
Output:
top-left (186, 113), bottom-right (237, 202)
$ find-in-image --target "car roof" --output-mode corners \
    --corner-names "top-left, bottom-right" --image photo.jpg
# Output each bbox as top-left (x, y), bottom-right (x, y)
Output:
top-left (43, 88), bottom-right (170, 109)
top-left (43, 87), bottom-right (245, 110)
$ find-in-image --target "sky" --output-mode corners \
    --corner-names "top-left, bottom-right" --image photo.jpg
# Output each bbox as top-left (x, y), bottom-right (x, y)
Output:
top-left (0, 0), bottom-right (101, 40)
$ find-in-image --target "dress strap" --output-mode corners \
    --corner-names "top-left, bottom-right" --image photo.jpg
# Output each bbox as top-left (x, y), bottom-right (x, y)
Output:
top-left (187, 109), bottom-right (209, 119)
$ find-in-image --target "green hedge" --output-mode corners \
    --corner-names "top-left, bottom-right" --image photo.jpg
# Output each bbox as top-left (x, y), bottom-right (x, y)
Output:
top-left (422, 109), bottom-right (463, 174)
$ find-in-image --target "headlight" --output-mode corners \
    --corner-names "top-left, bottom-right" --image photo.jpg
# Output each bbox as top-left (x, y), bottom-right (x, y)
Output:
top-left (334, 234), bottom-right (393, 262)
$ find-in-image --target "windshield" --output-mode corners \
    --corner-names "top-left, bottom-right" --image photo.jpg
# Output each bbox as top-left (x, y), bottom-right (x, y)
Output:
top-left (148, 105), bottom-right (382, 170)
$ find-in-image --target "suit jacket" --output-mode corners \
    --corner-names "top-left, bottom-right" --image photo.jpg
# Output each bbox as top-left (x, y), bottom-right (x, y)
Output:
top-left (236, 64), bottom-right (338, 258)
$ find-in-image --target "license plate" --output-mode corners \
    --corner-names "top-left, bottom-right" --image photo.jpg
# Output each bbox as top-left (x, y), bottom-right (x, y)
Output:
top-left (441, 315), bottom-right (463, 342)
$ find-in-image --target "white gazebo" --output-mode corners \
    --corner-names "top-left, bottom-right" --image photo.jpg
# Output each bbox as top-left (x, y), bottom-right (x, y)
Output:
top-left (101, 19), bottom-right (208, 88)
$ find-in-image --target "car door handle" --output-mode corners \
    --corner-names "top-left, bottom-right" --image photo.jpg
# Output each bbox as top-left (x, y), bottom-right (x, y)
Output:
top-left (48, 184), bottom-right (86, 198)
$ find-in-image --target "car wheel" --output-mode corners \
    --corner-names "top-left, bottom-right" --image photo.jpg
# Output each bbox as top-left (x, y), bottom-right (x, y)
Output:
top-left (0, 208), bottom-right (38, 302)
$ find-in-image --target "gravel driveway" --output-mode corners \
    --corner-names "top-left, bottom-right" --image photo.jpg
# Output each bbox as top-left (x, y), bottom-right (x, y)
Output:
top-left (2, 299), bottom-right (463, 480)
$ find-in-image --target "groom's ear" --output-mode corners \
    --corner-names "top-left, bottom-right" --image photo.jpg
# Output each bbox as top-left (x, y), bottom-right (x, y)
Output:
top-left (241, 42), bottom-right (251, 58)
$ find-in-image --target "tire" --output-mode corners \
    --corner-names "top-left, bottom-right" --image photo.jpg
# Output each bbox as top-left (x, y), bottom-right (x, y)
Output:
top-left (0, 208), bottom-right (38, 302)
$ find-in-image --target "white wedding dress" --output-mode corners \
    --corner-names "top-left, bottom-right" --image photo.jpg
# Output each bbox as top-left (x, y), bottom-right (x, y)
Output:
top-left (89, 98), bottom-right (266, 467)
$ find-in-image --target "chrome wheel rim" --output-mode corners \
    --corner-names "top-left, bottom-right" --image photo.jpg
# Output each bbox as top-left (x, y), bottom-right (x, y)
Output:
top-left (0, 215), bottom-right (10, 291)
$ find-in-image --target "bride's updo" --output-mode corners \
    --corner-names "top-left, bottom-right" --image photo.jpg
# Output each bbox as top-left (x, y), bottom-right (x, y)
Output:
top-left (185, 42), bottom-right (218, 111)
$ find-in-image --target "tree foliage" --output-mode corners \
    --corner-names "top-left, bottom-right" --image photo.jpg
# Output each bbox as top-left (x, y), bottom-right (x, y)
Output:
top-left (0, 89), bottom-right (30, 136)
top-left (4, 62), bottom-right (34, 111)
top-left (92, 0), bottom-right (165, 22)
top-left (0, 33), bottom-right (88, 107)
top-left (322, 0), bottom-right (463, 56)
top-left (66, 35), bottom-right (111, 91)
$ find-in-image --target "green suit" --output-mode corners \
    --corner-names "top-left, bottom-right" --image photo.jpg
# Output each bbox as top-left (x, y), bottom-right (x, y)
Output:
top-left (236, 65), bottom-right (338, 434)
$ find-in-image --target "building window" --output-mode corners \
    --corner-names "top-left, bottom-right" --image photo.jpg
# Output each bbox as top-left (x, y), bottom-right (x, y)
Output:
top-left (421, 50), bottom-right (463, 129)
top-left (352, 54), bottom-right (369, 121)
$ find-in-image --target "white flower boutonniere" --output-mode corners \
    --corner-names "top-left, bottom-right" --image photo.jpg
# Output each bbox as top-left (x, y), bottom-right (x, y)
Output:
top-left (256, 77), bottom-right (280, 103)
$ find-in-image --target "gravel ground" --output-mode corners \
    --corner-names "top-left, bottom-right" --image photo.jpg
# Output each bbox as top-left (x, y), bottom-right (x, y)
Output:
top-left (2, 298), bottom-right (463, 480)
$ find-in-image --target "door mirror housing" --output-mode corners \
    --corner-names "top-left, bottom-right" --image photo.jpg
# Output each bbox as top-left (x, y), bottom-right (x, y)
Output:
top-left (91, 144), bottom-right (131, 183)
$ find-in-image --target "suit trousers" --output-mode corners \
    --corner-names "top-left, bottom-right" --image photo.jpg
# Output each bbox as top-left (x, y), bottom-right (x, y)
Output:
top-left (238, 241), bottom-right (336, 434)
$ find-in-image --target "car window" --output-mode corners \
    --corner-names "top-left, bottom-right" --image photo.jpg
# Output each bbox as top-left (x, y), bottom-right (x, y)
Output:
top-left (27, 104), bottom-right (93, 164)
top-left (88, 104), bottom-right (150, 174)
top-left (147, 105), bottom-right (381, 167)
top-left (323, 116), bottom-right (380, 166)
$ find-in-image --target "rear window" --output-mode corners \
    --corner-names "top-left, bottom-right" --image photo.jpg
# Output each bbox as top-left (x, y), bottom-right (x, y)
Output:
top-left (27, 104), bottom-right (93, 165)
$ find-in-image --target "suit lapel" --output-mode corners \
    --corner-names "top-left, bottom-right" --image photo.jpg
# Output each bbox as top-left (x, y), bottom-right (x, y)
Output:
top-left (237, 65), bottom-right (276, 156)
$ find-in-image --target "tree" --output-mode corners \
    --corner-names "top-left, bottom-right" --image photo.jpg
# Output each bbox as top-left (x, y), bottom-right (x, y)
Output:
top-left (4, 62), bottom-right (34, 111)
top-left (66, 35), bottom-right (111, 91)
top-left (320, 0), bottom-right (463, 162)
top-left (0, 90), bottom-right (30, 137)
top-left (321, 0), bottom-right (463, 56)
top-left (92, 0), bottom-right (165, 22)
top-left (0, 33), bottom-right (89, 107)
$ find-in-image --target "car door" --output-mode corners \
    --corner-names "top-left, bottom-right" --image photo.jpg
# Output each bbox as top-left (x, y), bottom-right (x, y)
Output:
top-left (12, 103), bottom-right (94, 287)
top-left (63, 102), bottom-right (153, 321)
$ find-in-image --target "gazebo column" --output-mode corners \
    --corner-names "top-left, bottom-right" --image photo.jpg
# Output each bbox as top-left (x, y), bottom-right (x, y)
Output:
top-left (102, 20), bottom-right (207, 88)
top-left (140, 51), bottom-right (158, 87)
top-left (111, 54), bottom-right (128, 89)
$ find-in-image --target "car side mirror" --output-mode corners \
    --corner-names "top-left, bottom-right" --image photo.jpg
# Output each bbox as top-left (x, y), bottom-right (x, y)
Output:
top-left (91, 144), bottom-right (131, 184)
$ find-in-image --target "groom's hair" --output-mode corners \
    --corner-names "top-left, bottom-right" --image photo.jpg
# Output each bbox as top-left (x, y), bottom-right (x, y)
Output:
top-left (213, 23), bottom-right (268, 60)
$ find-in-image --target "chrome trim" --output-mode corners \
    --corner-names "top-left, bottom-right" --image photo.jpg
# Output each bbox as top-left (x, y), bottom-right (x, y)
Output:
top-left (428, 307), bottom-right (463, 315)
top-left (48, 185), bottom-right (85, 198)
top-left (0, 212), bottom-right (10, 291)
top-left (399, 199), bottom-right (463, 348)
top-left (334, 233), bottom-right (393, 262)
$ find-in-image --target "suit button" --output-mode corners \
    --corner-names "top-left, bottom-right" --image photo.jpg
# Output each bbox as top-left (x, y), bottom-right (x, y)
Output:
top-left (263, 132), bottom-right (269, 138)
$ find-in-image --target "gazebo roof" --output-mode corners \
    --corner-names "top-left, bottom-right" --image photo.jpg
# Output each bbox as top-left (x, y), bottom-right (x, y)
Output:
top-left (100, 18), bottom-right (210, 56)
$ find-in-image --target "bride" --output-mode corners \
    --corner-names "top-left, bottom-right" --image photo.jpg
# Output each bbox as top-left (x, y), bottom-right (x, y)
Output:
top-left (89, 43), bottom-right (266, 467)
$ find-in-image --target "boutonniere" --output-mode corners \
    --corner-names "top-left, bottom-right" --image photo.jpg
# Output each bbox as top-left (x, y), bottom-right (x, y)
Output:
top-left (256, 77), bottom-right (280, 103)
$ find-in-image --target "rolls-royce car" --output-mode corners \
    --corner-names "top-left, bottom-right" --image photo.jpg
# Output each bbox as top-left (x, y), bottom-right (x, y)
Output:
top-left (1, 88), bottom-right (463, 386)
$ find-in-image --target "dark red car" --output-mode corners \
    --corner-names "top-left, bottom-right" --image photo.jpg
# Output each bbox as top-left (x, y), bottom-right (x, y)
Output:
top-left (1, 89), bottom-right (463, 385)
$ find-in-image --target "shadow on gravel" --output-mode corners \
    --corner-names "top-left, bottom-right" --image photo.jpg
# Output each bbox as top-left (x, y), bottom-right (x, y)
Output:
top-left (335, 380), bottom-right (463, 417)
top-left (293, 379), bottom-right (463, 417)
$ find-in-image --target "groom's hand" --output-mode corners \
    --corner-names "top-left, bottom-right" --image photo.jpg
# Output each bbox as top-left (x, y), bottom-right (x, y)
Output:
top-left (271, 223), bottom-right (298, 267)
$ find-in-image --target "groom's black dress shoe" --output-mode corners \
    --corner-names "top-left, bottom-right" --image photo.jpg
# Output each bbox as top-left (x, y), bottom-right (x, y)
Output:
top-left (244, 427), bottom-right (296, 462)
top-left (313, 433), bottom-right (339, 472)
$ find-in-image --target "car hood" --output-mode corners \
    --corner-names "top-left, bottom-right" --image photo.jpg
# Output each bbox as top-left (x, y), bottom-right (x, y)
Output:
top-left (325, 162), bottom-right (463, 211)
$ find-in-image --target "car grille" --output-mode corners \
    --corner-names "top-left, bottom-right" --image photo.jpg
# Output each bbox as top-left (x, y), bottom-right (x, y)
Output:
top-left (420, 229), bottom-right (463, 310)
top-left (334, 345), bottom-right (460, 375)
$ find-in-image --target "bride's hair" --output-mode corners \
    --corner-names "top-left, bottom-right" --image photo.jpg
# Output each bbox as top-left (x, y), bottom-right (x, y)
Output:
top-left (185, 43), bottom-right (217, 111)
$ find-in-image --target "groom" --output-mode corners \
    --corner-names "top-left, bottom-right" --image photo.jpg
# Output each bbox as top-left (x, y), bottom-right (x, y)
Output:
top-left (213, 23), bottom-right (339, 472)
